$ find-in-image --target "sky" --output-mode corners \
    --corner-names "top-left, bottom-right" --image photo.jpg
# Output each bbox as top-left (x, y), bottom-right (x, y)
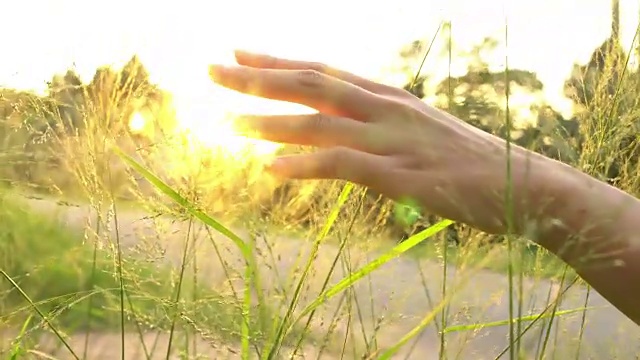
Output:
top-left (1, 0), bottom-right (639, 138)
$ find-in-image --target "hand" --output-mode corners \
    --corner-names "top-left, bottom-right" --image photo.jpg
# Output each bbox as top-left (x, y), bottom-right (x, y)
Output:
top-left (208, 50), bottom-right (553, 234)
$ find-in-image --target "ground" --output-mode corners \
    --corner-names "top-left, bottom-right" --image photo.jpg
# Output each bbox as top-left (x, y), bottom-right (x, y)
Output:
top-left (2, 194), bottom-right (639, 359)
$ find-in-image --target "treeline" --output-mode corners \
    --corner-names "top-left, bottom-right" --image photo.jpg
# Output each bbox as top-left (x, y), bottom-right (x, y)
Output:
top-left (0, 55), bottom-right (177, 142)
top-left (399, 17), bottom-right (640, 190)
top-left (393, 21), bottom-right (640, 243)
top-left (0, 55), bottom-right (180, 194)
top-left (2, 25), bottom-right (640, 244)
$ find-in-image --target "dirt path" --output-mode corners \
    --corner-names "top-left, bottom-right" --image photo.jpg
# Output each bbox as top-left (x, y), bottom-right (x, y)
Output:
top-left (7, 196), bottom-right (640, 359)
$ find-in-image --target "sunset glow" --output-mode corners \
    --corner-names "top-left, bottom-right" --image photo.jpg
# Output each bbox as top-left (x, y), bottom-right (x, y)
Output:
top-left (151, 52), bottom-right (288, 160)
top-left (128, 113), bottom-right (146, 133)
top-left (2, 0), bottom-right (640, 161)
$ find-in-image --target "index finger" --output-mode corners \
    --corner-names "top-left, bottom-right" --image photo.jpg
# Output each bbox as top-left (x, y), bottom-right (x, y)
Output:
top-left (209, 64), bottom-right (388, 120)
top-left (234, 50), bottom-right (397, 96)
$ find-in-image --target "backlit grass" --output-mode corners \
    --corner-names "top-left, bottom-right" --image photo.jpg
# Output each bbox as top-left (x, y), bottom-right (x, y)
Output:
top-left (1, 9), bottom-right (639, 360)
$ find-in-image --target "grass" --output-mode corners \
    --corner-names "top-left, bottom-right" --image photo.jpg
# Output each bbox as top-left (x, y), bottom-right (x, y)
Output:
top-left (1, 10), bottom-right (639, 360)
top-left (0, 191), bottom-right (314, 358)
top-left (404, 240), bottom-right (570, 279)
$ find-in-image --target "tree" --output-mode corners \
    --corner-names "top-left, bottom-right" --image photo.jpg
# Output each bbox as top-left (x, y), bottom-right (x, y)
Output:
top-left (393, 34), bottom-right (581, 245)
top-left (564, 0), bottom-right (624, 111)
top-left (561, 0), bottom-right (640, 188)
top-left (75, 55), bottom-right (171, 139)
top-left (47, 69), bottom-right (86, 131)
top-left (119, 55), bottom-right (152, 100)
top-left (399, 39), bottom-right (432, 98)
top-left (432, 37), bottom-right (549, 138)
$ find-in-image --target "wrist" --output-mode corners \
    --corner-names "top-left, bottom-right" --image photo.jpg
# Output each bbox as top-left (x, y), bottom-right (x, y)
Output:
top-left (492, 148), bottom-right (570, 242)
top-left (512, 153), bottom-right (568, 241)
top-left (514, 153), bottom-right (621, 256)
top-left (457, 147), bottom-right (561, 237)
top-left (529, 157), bottom-right (640, 260)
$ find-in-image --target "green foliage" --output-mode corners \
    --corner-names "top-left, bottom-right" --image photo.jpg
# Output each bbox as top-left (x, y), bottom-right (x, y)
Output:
top-left (393, 198), bottom-right (421, 228)
top-left (0, 193), bottom-right (278, 352)
top-left (0, 55), bottom-right (182, 200)
top-left (1, 5), bottom-right (637, 358)
top-left (0, 195), bottom-right (123, 329)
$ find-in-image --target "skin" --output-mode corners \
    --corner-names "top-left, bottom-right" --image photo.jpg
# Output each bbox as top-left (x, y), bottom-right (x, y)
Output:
top-left (208, 50), bottom-right (640, 326)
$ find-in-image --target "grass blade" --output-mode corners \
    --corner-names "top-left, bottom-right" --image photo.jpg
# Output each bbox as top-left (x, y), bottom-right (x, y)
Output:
top-left (442, 306), bottom-right (599, 334)
top-left (114, 146), bottom-right (266, 357)
top-left (0, 270), bottom-right (80, 360)
top-left (9, 314), bottom-right (33, 360)
top-left (114, 147), bottom-right (250, 256)
top-left (292, 219), bottom-right (453, 328)
top-left (264, 182), bottom-right (354, 359)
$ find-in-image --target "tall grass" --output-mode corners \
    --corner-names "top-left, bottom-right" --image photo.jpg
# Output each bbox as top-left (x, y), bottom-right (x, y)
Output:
top-left (1, 9), bottom-right (639, 360)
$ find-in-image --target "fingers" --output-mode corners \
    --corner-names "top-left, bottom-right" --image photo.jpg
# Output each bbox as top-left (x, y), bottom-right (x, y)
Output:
top-left (209, 64), bottom-right (389, 120)
top-left (235, 114), bottom-right (392, 154)
top-left (268, 148), bottom-right (391, 188)
top-left (234, 50), bottom-right (399, 96)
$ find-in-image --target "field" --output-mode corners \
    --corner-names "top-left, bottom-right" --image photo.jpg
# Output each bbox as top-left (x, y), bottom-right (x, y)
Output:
top-left (2, 8), bottom-right (640, 360)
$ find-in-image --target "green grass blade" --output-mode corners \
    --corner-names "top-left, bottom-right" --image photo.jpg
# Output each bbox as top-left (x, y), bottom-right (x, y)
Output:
top-left (242, 263), bottom-right (252, 359)
top-left (495, 275), bottom-right (580, 359)
top-left (1, 270), bottom-right (80, 360)
top-left (442, 306), bottom-right (599, 334)
top-left (9, 314), bottom-right (33, 360)
top-left (373, 298), bottom-right (449, 360)
top-left (407, 21), bottom-right (443, 92)
top-left (291, 190), bottom-right (366, 357)
top-left (114, 147), bottom-right (251, 257)
top-left (371, 248), bottom-right (500, 360)
top-left (114, 146), bottom-right (266, 355)
top-left (502, 16), bottom-right (517, 360)
top-left (264, 182), bottom-right (354, 360)
top-left (292, 219), bottom-right (453, 327)
top-left (166, 217), bottom-right (194, 360)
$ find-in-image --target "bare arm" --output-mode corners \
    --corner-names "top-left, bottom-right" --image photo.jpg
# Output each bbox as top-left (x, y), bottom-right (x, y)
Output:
top-left (210, 50), bottom-right (640, 325)
top-left (430, 108), bottom-right (640, 324)
top-left (523, 154), bottom-right (640, 324)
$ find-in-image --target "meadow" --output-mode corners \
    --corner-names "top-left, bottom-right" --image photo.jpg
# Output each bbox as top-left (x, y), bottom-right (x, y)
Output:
top-left (1, 15), bottom-right (640, 360)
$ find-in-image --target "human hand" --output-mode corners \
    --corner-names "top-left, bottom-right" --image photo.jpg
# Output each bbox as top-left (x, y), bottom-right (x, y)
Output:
top-left (208, 50), bottom-right (552, 234)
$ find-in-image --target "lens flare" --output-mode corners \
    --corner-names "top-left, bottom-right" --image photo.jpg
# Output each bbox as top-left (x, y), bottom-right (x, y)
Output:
top-left (125, 50), bottom-right (290, 184)
top-left (129, 112), bottom-right (146, 133)
top-left (169, 94), bottom-right (282, 161)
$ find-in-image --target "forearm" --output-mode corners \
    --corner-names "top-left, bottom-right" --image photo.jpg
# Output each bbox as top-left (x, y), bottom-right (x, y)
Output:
top-left (525, 155), bottom-right (640, 324)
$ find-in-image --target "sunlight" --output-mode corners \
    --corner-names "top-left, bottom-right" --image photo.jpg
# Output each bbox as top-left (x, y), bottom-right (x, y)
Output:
top-left (172, 100), bottom-right (282, 159)
top-left (1, 0), bottom-right (639, 168)
top-left (140, 50), bottom-right (284, 163)
top-left (128, 112), bottom-right (146, 133)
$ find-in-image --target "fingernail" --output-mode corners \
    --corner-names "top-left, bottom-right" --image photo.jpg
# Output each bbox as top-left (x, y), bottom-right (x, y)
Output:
top-left (208, 64), bottom-right (227, 81)
top-left (231, 117), bottom-right (257, 136)
top-left (266, 157), bottom-right (289, 176)
top-left (235, 49), bottom-right (260, 58)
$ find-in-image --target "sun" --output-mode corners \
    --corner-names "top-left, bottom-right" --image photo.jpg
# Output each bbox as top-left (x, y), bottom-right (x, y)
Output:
top-left (122, 48), bottom-right (324, 166)
top-left (128, 112), bottom-right (146, 133)
top-left (126, 50), bottom-right (285, 164)
top-left (167, 91), bottom-right (283, 160)
top-left (175, 106), bottom-right (281, 158)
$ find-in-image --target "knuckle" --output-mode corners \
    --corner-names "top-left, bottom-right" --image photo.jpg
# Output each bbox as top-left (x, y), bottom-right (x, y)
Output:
top-left (328, 146), bottom-right (350, 161)
top-left (296, 69), bottom-right (326, 89)
top-left (380, 97), bottom-right (421, 122)
top-left (307, 113), bottom-right (331, 131)
top-left (324, 147), bottom-right (350, 177)
top-left (380, 96), bottom-right (407, 114)
top-left (380, 86), bottom-right (408, 99)
top-left (398, 87), bottom-right (420, 99)
top-left (307, 61), bottom-right (329, 74)
top-left (259, 55), bottom-right (278, 69)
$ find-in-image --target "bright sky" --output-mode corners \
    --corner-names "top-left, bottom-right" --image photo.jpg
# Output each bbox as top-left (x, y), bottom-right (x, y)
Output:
top-left (1, 0), bottom-right (638, 135)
